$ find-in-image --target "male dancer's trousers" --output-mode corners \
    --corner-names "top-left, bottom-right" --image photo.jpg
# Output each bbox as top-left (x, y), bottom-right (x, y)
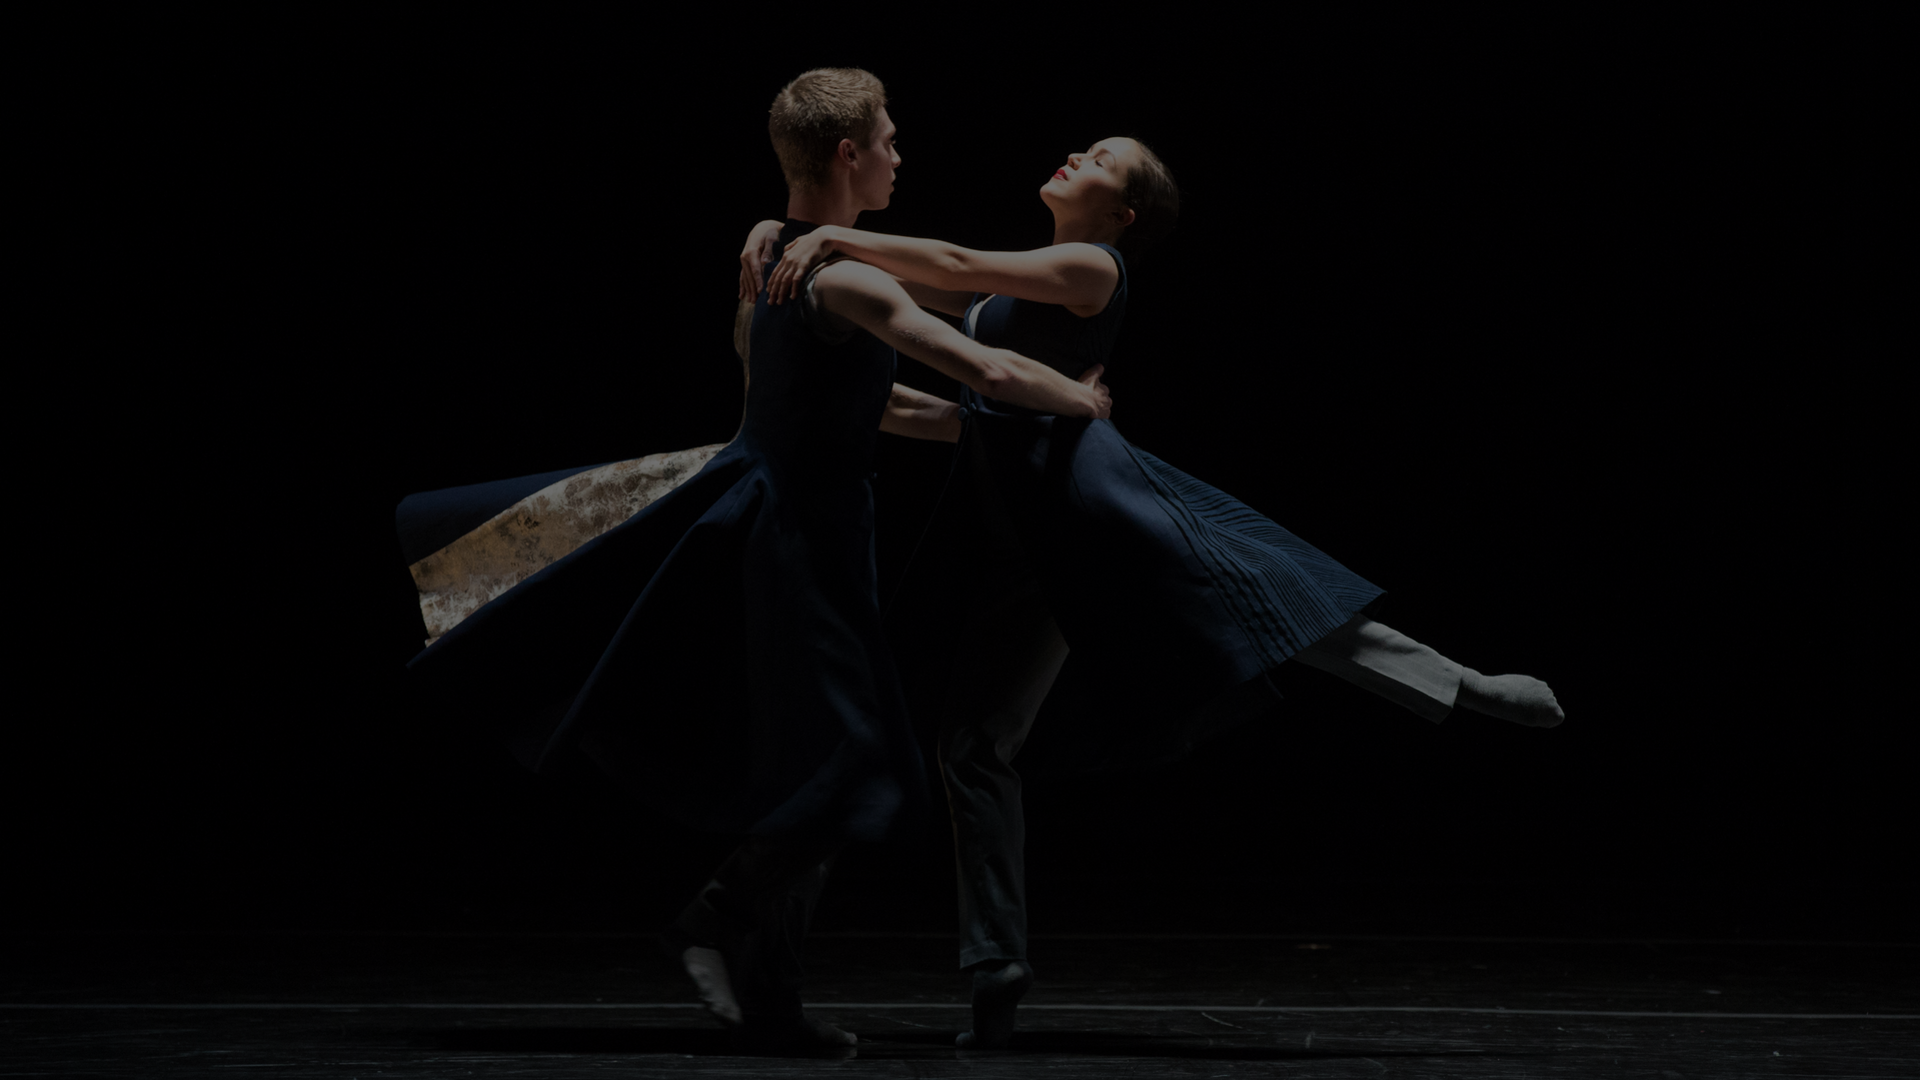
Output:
top-left (937, 502), bottom-right (1465, 971)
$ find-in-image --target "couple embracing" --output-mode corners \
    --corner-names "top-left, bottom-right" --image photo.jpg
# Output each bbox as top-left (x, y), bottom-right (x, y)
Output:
top-left (402, 66), bottom-right (1561, 1055)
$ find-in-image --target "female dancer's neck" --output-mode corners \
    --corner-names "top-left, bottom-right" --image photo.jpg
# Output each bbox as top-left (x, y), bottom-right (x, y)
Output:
top-left (1051, 217), bottom-right (1122, 249)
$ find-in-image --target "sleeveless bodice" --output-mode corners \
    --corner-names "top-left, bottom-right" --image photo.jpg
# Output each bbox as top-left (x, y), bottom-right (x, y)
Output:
top-left (963, 244), bottom-right (1126, 413)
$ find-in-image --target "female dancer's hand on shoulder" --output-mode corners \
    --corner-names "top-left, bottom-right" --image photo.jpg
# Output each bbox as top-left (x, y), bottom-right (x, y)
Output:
top-left (766, 226), bottom-right (845, 305)
top-left (739, 219), bottom-right (785, 302)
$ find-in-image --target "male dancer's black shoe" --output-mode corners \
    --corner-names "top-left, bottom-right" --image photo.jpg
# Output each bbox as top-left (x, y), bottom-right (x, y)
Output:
top-left (955, 960), bottom-right (1033, 1049)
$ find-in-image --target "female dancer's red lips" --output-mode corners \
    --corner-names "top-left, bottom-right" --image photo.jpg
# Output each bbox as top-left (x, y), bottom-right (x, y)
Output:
top-left (1054, 168), bottom-right (1067, 180)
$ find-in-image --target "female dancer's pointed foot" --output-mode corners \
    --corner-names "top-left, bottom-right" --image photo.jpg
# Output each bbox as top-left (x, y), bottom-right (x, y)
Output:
top-left (1459, 669), bottom-right (1564, 727)
top-left (956, 960), bottom-right (1034, 1049)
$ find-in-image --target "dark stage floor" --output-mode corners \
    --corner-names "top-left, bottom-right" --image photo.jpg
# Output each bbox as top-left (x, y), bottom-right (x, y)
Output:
top-left (4, 931), bottom-right (1916, 1077)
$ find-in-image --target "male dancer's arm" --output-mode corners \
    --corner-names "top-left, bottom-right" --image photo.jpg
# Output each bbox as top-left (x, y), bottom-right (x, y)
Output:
top-left (881, 364), bottom-right (1106, 443)
top-left (740, 228), bottom-right (1082, 439)
top-left (892, 279), bottom-right (976, 319)
top-left (810, 260), bottom-right (1110, 420)
top-left (881, 384), bottom-right (965, 443)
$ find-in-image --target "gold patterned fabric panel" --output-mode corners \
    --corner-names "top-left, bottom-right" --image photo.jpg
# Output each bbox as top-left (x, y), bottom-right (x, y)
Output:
top-left (409, 445), bottom-right (725, 645)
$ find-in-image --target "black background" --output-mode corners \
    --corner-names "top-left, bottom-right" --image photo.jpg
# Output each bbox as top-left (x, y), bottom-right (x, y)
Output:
top-left (23, 19), bottom-right (1904, 941)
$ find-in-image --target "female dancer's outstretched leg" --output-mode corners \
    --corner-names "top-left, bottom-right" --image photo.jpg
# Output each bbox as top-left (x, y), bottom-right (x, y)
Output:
top-left (1291, 615), bottom-right (1564, 727)
top-left (937, 608), bottom-right (1560, 1050)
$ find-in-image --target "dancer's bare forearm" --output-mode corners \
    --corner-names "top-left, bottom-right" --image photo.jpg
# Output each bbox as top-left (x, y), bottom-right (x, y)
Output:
top-left (894, 276), bottom-right (975, 319)
top-left (879, 383), bottom-right (963, 443)
top-left (813, 261), bottom-right (1111, 420)
top-left (775, 226), bottom-right (1117, 311)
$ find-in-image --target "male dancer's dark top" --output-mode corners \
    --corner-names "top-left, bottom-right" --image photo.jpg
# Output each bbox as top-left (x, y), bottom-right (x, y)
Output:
top-left (410, 220), bottom-right (926, 843)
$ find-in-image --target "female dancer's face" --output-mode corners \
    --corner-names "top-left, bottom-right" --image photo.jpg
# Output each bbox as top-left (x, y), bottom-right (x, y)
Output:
top-left (1039, 137), bottom-right (1139, 222)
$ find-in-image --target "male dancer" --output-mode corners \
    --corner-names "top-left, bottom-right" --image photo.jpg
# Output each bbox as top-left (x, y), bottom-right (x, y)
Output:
top-left (673, 67), bottom-right (1112, 1052)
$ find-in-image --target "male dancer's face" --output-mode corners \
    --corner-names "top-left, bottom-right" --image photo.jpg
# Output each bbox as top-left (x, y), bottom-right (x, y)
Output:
top-left (849, 106), bottom-right (900, 212)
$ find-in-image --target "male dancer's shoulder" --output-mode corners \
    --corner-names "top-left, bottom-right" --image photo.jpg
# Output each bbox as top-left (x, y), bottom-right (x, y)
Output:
top-left (806, 259), bottom-right (909, 335)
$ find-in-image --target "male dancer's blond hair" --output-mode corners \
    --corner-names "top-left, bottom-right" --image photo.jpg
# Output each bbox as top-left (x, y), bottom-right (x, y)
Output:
top-left (769, 68), bottom-right (888, 191)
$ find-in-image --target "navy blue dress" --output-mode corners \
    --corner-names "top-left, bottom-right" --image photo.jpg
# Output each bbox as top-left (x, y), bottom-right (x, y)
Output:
top-left (898, 243), bottom-right (1383, 772)
top-left (404, 221), bottom-right (926, 842)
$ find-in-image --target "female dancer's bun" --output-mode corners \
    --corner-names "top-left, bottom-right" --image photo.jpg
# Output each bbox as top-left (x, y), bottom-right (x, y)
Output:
top-left (1117, 139), bottom-right (1180, 260)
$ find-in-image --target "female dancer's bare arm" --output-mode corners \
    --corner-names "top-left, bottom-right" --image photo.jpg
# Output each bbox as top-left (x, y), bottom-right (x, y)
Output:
top-left (770, 226), bottom-right (1118, 314)
top-left (740, 219), bottom-right (975, 317)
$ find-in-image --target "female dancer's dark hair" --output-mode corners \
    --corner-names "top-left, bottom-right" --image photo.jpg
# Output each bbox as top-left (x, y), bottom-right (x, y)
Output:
top-left (1114, 139), bottom-right (1179, 260)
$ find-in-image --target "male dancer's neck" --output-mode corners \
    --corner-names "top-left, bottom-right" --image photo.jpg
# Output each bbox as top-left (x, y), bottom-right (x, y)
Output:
top-left (785, 187), bottom-right (862, 229)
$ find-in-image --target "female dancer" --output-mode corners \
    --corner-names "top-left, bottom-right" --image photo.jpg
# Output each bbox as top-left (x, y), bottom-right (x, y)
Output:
top-left (745, 135), bottom-right (1563, 1048)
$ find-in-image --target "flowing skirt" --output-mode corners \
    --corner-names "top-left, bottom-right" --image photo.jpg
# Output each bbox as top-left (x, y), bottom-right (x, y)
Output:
top-left (400, 441), bottom-right (926, 842)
